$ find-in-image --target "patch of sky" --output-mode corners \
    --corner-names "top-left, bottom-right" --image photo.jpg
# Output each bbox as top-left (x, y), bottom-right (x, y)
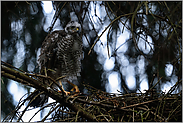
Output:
top-left (27, 57), bottom-right (36, 72)
top-left (106, 72), bottom-right (122, 93)
top-left (139, 74), bottom-right (149, 92)
top-left (11, 20), bottom-right (24, 32)
top-left (94, 23), bottom-right (111, 54)
top-left (89, 1), bottom-right (105, 30)
top-left (115, 22), bottom-right (129, 54)
top-left (118, 54), bottom-right (129, 67)
top-left (8, 80), bottom-right (27, 105)
top-left (165, 63), bottom-right (173, 76)
top-left (124, 63), bottom-right (136, 90)
top-left (97, 2), bottom-right (106, 21)
top-left (8, 84), bottom-right (41, 122)
top-left (36, 48), bottom-right (41, 65)
top-left (88, 2), bottom-right (124, 93)
top-left (8, 15), bottom-right (35, 122)
top-left (148, 2), bottom-right (157, 14)
top-left (8, 39), bottom-right (28, 121)
top-left (104, 57), bottom-right (115, 71)
top-left (137, 33), bottom-right (154, 54)
top-left (82, 34), bottom-right (90, 47)
top-left (13, 40), bottom-right (25, 68)
top-left (70, 12), bottom-right (79, 22)
top-left (161, 75), bottom-right (178, 94)
top-left (41, 1), bottom-right (62, 32)
top-left (126, 75), bottom-right (136, 90)
top-left (42, 1), bottom-right (53, 14)
top-left (120, 66), bottom-right (127, 76)
top-left (136, 55), bottom-right (145, 75)
top-left (142, 14), bottom-right (148, 27)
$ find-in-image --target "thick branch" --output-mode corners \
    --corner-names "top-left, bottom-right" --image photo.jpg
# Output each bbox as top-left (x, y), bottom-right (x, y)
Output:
top-left (1, 64), bottom-right (97, 121)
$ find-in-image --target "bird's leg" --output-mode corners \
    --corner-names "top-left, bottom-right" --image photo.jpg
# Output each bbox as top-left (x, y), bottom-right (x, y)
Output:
top-left (66, 80), bottom-right (80, 93)
top-left (58, 80), bottom-right (70, 95)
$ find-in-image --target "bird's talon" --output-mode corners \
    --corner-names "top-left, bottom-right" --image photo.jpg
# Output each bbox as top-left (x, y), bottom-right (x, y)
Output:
top-left (58, 90), bottom-right (70, 95)
top-left (70, 86), bottom-right (80, 93)
top-left (65, 91), bottom-right (70, 95)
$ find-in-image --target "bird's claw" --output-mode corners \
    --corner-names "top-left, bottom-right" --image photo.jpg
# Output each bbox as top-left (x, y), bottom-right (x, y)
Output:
top-left (70, 85), bottom-right (80, 93)
top-left (58, 90), bottom-right (70, 95)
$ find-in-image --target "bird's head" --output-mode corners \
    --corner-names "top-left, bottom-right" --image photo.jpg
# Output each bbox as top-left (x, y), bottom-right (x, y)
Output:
top-left (65, 21), bottom-right (81, 34)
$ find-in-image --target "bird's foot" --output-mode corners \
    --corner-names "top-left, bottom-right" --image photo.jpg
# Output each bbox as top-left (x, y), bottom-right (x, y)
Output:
top-left (58, 90), bottom-right (70, 96)
top-left (70, 85), bottom-right (80, 93)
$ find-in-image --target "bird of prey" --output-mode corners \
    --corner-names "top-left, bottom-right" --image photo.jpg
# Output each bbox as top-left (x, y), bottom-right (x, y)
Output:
top-left (28, 21), bottom-right (83, 107)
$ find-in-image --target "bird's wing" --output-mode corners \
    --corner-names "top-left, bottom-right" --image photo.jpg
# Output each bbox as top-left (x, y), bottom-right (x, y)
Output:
top-left (38, 30), bottom-right (67, 75)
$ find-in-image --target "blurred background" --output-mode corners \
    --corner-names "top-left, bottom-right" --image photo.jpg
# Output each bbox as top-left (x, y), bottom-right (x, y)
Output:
top-left (1, 1), bottom-right (182, 121)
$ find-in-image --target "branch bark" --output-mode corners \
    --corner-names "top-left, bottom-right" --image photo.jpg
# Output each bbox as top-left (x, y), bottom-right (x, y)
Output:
top-left (1, 64), bottom-right (97, 121)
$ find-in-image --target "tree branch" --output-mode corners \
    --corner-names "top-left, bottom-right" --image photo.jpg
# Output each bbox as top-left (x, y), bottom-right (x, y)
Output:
top-left (1, 64), bottom-right (97, 121)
